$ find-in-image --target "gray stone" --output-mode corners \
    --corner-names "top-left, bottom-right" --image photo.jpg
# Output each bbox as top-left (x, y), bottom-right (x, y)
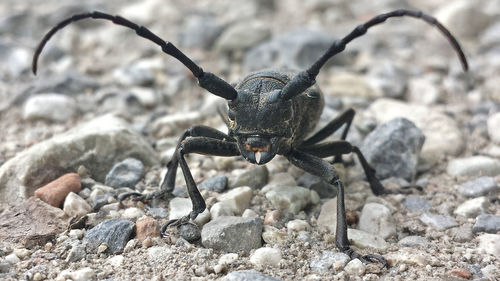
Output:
top-left (473, 214), bottom-right (500, 234)
top-left (231, 166), bottom-right (268, 189)
top-left (447, 156), bottom-right (500, 177)
top-left (147, 208), bottom-right (169, 219)
top-left (215, 21), bottom-right (270, 53)
top-left (264, 185), bottom-right (313, 214)
top-left (0, 40), bottom-right (30, 79)
top-left (66, 244), bottom-right (86, 262)
top-left (454, 197), bottom-right (489, 218)
top-left (0, 115), bottom-right (159, 206)
top-left (309, 251), bottom-right (350, 272)
top-left (458, 177), bottom-right (498, 197)
top-left (0, 262), bottom-right (9, 273)
top-left (201, 216), bottom-right (262, 254)
top-left (360, 118), bottom-right (425, 181)
top-left (450, 226), bottom-right (474, 243)
top-left (112, 64), bottom-right (155, 87)
top-left (297, 172), bottom-right (337, 198)
top-left (178, 223), bottom-right (201, 242)
top-left (244, 29), bottom-right (351, 71)
top-left (23, 93), bottom-right (77, 122)
top-left (477, 233), bottom-right (500, 257)
top-left (223, 270), bottom-right (283, 281)
top-left (398, 236), bottom-right (429, 247)
top-left (359, 203), bottom-right (396, 239)
top-left (83, 218), bottom-right (135, 254)
top-left (419, 213), bottom-right (458, 230)
top-left (199, 175), bottom-right (228, 192)
top-left (348, 229), bottom-right (388, 251)
top-left (177, 15), bottom-right (224, 49)
top-left (366, 61), bottom-right (407, 99)
top-left (404, 196), bottom-right (431, 213)
top-left (105, 158), bottom-right (144, 188)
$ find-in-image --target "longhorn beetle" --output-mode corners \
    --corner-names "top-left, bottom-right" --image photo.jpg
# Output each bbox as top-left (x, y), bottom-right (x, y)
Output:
top-left (33, 9), bottom-right (468, 266)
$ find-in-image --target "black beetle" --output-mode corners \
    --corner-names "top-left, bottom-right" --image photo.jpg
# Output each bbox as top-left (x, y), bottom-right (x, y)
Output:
top-left (32, 9), bottom-right (468, 265)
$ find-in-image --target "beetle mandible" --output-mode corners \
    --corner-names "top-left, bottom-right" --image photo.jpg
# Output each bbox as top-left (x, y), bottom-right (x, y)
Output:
top-left (32, 9), bottom-right (469, 265)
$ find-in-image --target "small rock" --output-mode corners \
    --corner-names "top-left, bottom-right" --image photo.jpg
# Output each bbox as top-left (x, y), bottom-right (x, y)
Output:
top-left (419, 213), bottom-right (458, 230)
top-left (297, 173), bottom-right (337, 198)
top-left (458, 177), bottom-right (498, 197)
top-left (201, 216), bottom-right (262, 253)
top-left (58, 267), bottom-right (95, 281)
top-left (262, 225), bottom-right (287, 246)
top-left (34, 173), bottom-right (81, 208)
top-left (223, 270), bottom-right (283, 281)
top-left (63, 192), bottom-right (92, 217)
top-left (366, 61), bottom-right (407, 99)
top-left (66, 244), bottom-right (86, 262)
top-left (107, 255), bottom-right (124, 267)
top-left (4, 253), bottom-right (20, 264)
top-left (477, 233), bottom-right (500, 257)
top-left (148, 207), bottom-right (169, 219)
top-left (264, 185), bottom-right (312, 214)
top-left (327, 73), bottom-right (382, 99)
top-left (264, 210), bottom-right (281, 226)
top-left (473, 214), bottom-right (500, 234)
top-left (407, 75), bottom-right (442, 105)
top-left (121, 207), bottom-right (145, 221)
top-left (310, 251), bottom-right (350, 272)
top-left (178, 15), bottom-right (224, 49)
top-left (23, 93), bottom-right (77, 122)
top-left (359, 203), bottom-right (396, 239)
top-left (179, 223), bottom-right (201, 242)
top-left (169, 197), bottom-right (192, 221)
top-left (105, 158), bottom-right (144, 188)
top-left (344, 259), bottom-right (366, 276)
top-left (215, 21), bottom-right (270, 53)
top-left (404, 196), bottom-right (431, 213)
top-left (450, 226), bottom-right (474, 242)
top-left (13, 248), bottom-right (30, 259)
top-left (250, 247), bottom-right (281, 267)
top-left (436, 0), bottom-right (493, 39)
top-left (317, 197), bottom-right (338, 233)
top-left (286, 219), bottom-right (310, 232)
top-left (136, 217), bottom-right (159, 240)
top-left (242, 209), bottom-right (258, 218)
top-left (348, 229), bottom-right (388, 250)
top-left (398, 236), bottom-right (429, 247)
top-left (231, 166), bottom-right (268, 189)
top-left (83, 218), bottom-right (135, 254)
top-left (218, 186), bottom-right (253, 215)
top-left (69, 229), bottom-right (85, 239)
top-left (454, 197), bottom-right (489, 218)
top-left (450, 268), bottom-right (472, 279)
top-left (199, 175), bottom-right (227, 192)
top-left (112, 64), bottom-right (155, 87)
top-left (219, 253), bottom-right (239, 265)
top-left (447, 156), bottom-right (500, 177)
top-left (360, 118), bottom-right (425, 181)
top-left (487, 112), bottom-right (500, 144)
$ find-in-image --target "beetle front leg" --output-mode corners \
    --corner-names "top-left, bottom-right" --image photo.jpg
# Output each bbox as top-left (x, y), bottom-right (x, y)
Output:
top-left (287, 149), bottom-right (388, 267)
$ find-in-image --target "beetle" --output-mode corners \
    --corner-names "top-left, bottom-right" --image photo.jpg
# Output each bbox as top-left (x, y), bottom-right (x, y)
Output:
top-left (32, 9), bottom-right (468, 265)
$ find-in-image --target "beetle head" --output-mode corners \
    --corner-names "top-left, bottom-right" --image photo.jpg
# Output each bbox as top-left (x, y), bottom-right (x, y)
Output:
top-left (228, 89), bottom-right (293, 164)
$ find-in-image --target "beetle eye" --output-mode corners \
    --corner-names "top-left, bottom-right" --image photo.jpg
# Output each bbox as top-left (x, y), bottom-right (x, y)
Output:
top-left (228, 109), bottom-right (235, 120)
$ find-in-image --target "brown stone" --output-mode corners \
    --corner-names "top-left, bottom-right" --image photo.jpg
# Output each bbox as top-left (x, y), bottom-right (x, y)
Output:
top-left (264, 209), bottom-right (281, 226)
top-left (0, 197), bottom-right (68, 248)
top-left (34, 173), bottom-right (81, 207)
top-left (450, 268), bottom-right (472, 279)
top-left (136, 217), bottom-right (159, 240)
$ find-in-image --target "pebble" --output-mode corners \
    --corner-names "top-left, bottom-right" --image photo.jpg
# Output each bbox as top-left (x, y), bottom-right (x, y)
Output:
top-left (169, 197), bottom-right (192, 221)
top-left (177, 15), bottom-right (224, 49)
top-left (58, 267), bottom-right (95, 281)
top-left (215, 20), bottom-right (271, 53)
top-left (487, 112), bottom-right (500, 144)
top-left (178, 223), bottom-right (201, 242)
top-left (297, 172), bottom-right (337, 198)
top-left (473, 214), bottom-right (500, 234)
top-left (344, 259), bottom-right (366, 276)
top-left (449, 268), bottom-right (472, 279)
top-left (34, 173), bottom-right (81, 208)
top-left (23, 93), bottom-right (77, 122)
top-left (218, 186), bottom-right (253, 215)
top-left (105, 158), bottom-right (144, 188)
top-left (230, 166), bottom-right (269, 189)
top-left (447, 156), bottom-right (500, 177)
top-left (135, 217), bottom-right (159, 240)
top-left (407, 75), bottom-right (442, 105)
top-left (404, 196), bottom-right (431, 213)
top-left (242, 209), bottom-right (258, 218)
top-left (201, 216), bottom-right (262, 254)
top-left (360, 118), bottom-right (425, 181)
top-left (63, 192), bottom-right (92, 217)
top-left (107, 255), bottom-right (124, 267)
top-left (366, 61), bottom-right (407, 99)
top-left (398, 236), bottom-right (429, 247)
top-left (419, 213), bottom-right (458, 230)
top-left (458, 177), bottom-right (498, 197)
top-left (264, 210), bottom-right (281, 226)
top-left (286, 219), bottom-right (310, 232)
top-left (33, 272), bottom-right (43, 281)
top-left (262, 225), bottom-right (287, 246)
top-left (250, 247), bottom-right (282, 267)
top-left (359, 203), bottom-right (396, 239)
top-left (327, 73), bottom-right (382, 99)
top-left (66, 244), bottom-right (86, 262)
top-left (347, 229), bottom-right (388, 251)
top-left (223, 270), bottom-right (283, 281)
top-left (309, 251), bottom-right (350, 272)
top-left (4, 253), bottom-right (20, 264)
top-left (121, 207), bottom-right (145, 221)
top-left (450, 226), bottom-right (475, 243)
top-left (112, 64), bottom-right (155, 87)
top-left (317, 197), bottom-right (337, 233)
top-left (147, 207), bottom-right (169, 219)
top-left (199, 175), bottom-right (228, 192)
top-left (436, 0), bottom-right (493, 39)
top-left (68, 229), bottom-right (85, 239)
top-left (264, 185), bottom-right (312, 214)
top-left (83, 218), bottom-right (135, 254)
top-left (477, 233), bottom-right (500, 257)
top-left (13, 248), bottom-right (30, 259)
top-left (454, 197), bottom-right (489, 218)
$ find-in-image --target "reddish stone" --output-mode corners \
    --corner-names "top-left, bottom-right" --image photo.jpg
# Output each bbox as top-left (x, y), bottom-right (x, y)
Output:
top-left (450, 268), bottom-right (472, 279)
top-left (34, 173), bottom-right (81, 207)
top-left (136, 217), bottom-right (159, 240)
top-left (264, 209), bottom-right (281, 226)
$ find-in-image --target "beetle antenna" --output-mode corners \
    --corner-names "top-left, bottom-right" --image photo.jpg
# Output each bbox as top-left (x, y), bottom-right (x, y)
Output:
top-left (33, 11), bottom-right (237, 100)
top-left (281, 9), bottom-right (469, 100)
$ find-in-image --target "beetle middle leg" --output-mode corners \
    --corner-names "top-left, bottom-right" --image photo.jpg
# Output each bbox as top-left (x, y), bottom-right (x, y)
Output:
top-left (287, 149), bottom-right (388, 266)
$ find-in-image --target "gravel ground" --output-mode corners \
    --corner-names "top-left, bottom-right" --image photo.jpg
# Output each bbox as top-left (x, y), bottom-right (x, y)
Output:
top-left (0, 0), bottom-right (499, 280)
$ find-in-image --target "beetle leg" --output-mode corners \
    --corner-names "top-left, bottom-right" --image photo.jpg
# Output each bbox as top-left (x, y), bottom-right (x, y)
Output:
top-left (302, 108), bottom-right (355, 146)
top-left (164, 137), bottom-right (240, 229)
top-left (119, 126), bottom-right (234, 203)
top-left (287, 149), bottom-right (388, 267)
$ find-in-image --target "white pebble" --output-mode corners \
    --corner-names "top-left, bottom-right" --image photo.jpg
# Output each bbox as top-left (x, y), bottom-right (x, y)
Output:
top-left (242, 209), bottom-right (258, 218)
top-left (59, 267), bottom-right (96, 281)
top-left (169, 197), bottom-right (192, 220)
top-left (210, 202), bottom-right (234, 218)
top-left (286, 219), bottom-right (310, 232)
top-left (121, 207), bottom-right (145, 221)
top-left (219, 253), bottom-right (239, 265)
top-left (344, 259), bottom-right (366, 275)
top-left (69, 229), bottom-right (85, 239)
top-left (250, 247), bottom-right (282, 267)
top-left (107, 255), bottom-right (124, 267)
top-left (13, 248), bottom-right (30, 259)
top-left (218, 186), bottom-right (253, 215)
top-left (63, 192), bottom-right (92, 217)
top-left (5, 253), bottom-right (20, 264)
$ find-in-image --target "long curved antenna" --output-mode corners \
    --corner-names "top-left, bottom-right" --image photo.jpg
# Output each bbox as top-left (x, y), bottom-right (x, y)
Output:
top-left (281, 9), bottom-right (469, 100)
top-left (32, 11), bottom-right (237, 100)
